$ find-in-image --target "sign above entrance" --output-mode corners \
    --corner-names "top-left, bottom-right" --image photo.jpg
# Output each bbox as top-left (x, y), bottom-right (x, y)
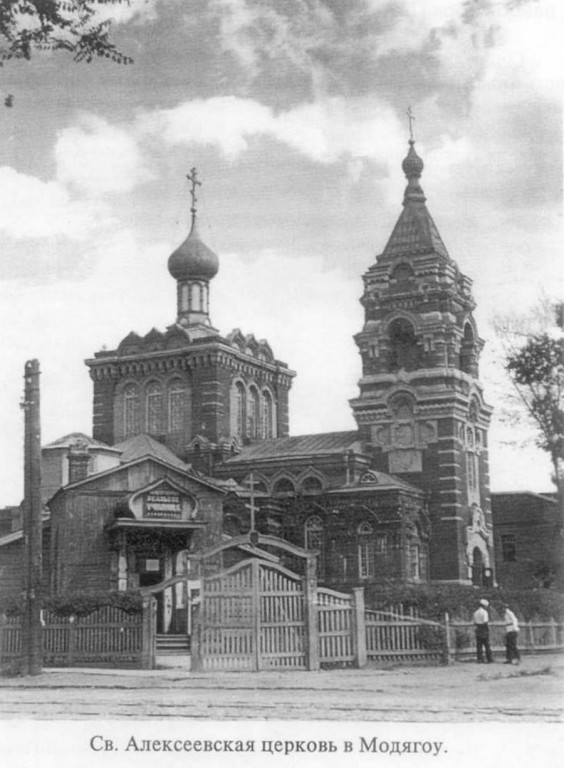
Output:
top-left (144, 490), bottom-right (183, 519)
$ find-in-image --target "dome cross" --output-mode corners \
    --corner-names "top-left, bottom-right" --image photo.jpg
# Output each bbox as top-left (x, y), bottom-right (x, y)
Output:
top-left (186, 167), bottom-right (202, 217)
top-left (406, 106), bottom-right (416, 142)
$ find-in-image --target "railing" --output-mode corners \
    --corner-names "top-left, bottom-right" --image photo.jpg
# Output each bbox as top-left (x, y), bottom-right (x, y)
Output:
top-left (0, 605), bottom-right (147, 669)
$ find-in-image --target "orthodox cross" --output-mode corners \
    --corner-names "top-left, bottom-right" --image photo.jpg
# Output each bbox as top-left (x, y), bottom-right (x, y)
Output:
top-left (186, 167), bottom-right (202, 215)
top-left (245, 472), bottom-right (259, 535)
top-left (406, 106), bottom-right (415, 141)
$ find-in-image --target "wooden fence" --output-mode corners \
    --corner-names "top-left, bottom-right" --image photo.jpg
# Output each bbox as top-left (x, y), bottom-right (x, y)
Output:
top-left (448, 617), bottom-right (564, 659)
top-left (0, 605), bottom-right (148, 669)
top-left (365, 606), bottom-right (445, 664)
top-left (3, 598), bottom-right (563, 671)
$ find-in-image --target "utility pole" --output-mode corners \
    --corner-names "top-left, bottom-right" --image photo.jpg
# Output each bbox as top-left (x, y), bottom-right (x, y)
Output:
top-left (20, 359), bottom-right (43, 675)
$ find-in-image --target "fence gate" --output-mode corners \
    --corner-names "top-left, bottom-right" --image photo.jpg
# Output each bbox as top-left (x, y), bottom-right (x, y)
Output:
top-left (192, 557), bottom-right (311, 671)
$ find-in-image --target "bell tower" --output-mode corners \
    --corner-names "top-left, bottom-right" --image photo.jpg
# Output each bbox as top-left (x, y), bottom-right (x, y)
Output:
top-left (350, 128), bottom-right (494, 585)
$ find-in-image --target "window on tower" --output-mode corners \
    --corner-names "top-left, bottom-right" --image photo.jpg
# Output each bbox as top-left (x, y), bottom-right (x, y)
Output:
top-left (146, 382), bottom-right (163, 435)
top-left (388, 318), bottom-right (420, 371)
top-left (124, 384), bottom-right (140, 438)
top-left (168, 380), bottom-right (188, 433)
top-left (261, 390), bottom-right (274, 438)
top-left (231, 381), bottom-right (246, 439)
top-left (248, 386), bottom-right (260, 439)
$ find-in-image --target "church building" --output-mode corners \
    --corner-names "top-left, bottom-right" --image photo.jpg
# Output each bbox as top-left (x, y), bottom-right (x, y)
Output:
top-left (0, 140), bottom-right (496, 624)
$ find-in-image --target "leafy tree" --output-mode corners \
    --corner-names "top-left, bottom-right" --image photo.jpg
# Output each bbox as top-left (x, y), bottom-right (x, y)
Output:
top-left (497, 302), bottom-right (564, 531)
top-left (0, 0), bottom-right (132, 67)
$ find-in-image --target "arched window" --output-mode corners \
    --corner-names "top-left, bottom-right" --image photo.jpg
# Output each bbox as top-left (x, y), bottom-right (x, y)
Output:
top-left (472, 546), bottom-right (484, 586)
top-left (301, 476), bottom-right (323, 495)
top-left (390, 262), bottom-right (415, 292)
top-left (460, 323), bottom-right (476, 374)
top-left (168, 379), bottom-right (188, 433)
top-left (180, 283), bottom-right (189, 312)
top-left (230, 382), bottom-right (246, 439)
top-left (358, 522), bottom-right (375, 578)
top-left (261, 390), bottom-right (274, 438)
top-left (305, 515), bottom-right (324, 578)
top-left (410, 543), bottom-right (421, 580)
top-left (247, 386), bottom-right (260, 438)
top-left (124, 384), bottom-right (140, 438)
top-left (272, 478), bottom-right (295, 497)
top-left (467, 452), bottom-right (478, 492)
top-left (388, 318), bottom-right (419, 371)
top-left (190, 283), bottom-right (200, 312)
top-left (146, 382), bottom-right (163, 434)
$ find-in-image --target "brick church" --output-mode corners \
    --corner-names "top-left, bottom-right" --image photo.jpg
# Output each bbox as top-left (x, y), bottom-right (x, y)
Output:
top-left (0, 139), bottom-right (495, 630)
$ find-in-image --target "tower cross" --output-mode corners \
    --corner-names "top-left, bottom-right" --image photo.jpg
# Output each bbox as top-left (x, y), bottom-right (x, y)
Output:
top-left (406, 106), bottom-right (415, 142)
top-left (186, 167), bottom-right (202, 215)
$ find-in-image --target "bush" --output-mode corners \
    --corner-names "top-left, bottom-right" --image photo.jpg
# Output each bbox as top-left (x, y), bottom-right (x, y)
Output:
top-left (415, 624), bottom-right (444, 651)
top-left (364, 583), bottom-right (564, 622)
top-left (0, 590), bottom-right (143, 618)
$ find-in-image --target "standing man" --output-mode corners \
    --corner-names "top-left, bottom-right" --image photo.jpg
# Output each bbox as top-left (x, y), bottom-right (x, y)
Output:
top-left (503, 603), bottom-right (521, 665)
top-left (473, 598), bottom-right (493, 663)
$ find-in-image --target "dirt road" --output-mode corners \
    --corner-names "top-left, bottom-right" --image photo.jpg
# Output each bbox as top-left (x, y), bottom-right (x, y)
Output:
top-left (0, 655), bottom-right (562, 721)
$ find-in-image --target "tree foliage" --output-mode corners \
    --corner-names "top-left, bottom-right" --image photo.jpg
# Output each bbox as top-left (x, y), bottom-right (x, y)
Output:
top-left (505, 333), bottom-right (564, 490)
top-left (0, 0), bottom-right (133, 66)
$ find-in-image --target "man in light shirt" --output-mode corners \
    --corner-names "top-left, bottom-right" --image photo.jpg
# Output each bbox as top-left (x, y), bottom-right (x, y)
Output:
top-left (503, 603), bottom-right (521, 665)
top-left (473, 598), bottom-right (493, 663)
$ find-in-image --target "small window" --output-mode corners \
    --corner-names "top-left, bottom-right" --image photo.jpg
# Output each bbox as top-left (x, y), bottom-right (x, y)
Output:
top-left (358, 522), bottom-right (375, 578)
top-left (375, 534), bottom-right (388, 555)
top-left (301, 476), bottom-right (323, 495)
top-left (500, 534), bottom-right (516, 562)
top-left (273, 478), bottom-right (295, 497)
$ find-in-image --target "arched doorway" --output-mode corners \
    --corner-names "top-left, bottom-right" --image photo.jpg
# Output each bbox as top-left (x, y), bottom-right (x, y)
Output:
top-left (471, 546), bottom-right (484, 587)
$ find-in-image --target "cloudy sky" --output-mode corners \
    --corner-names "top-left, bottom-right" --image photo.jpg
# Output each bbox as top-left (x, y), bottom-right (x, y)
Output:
top-left (0, 0), bottom-right (561, 506)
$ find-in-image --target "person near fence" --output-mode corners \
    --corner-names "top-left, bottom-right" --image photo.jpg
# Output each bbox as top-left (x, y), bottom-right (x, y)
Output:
top-left (473, 598), bottom-right (493, 663)
top-left (503, 604), bottom-right (520, 665)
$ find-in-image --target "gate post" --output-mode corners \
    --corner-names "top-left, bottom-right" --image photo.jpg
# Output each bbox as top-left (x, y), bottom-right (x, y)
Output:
top-left (304, 555), bottom-right (320, 671)
top-left (191, 602), bottom-right (202, 672)
top-left (352, 587), bottom-right (367, 668)
top-left (141, 596), bottom-right (156, 670)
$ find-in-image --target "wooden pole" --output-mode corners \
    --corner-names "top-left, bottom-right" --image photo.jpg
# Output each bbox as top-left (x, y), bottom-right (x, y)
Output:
top-left (304, 555), bottom-right (320, 671)
top-left (352, 587), bottom-right (367, 668)
top-left (21, 359), bottom-right (43, 676)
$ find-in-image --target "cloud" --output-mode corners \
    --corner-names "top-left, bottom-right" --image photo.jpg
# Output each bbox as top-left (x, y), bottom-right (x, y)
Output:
top-left (55, 114), bottom-right (151, 195)
top-left (138, 94), bottom-right (404, 167)
top-left (91, 0), bottom-right (163, 26)
top-left (138, 96), bottom-right (273, 158)
top-left (0, 167), bottom-right (99, 240)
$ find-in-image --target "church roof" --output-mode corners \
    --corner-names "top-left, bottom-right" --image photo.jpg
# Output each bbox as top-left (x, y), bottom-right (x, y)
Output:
top-left (43, 432), bottom-right (120, 453)
top-left (380, 140), bottom-right (449, 261)
top-left (224, 431), bottom-right (363, 463)
top-left (114, 434), bottom-right (190, 472)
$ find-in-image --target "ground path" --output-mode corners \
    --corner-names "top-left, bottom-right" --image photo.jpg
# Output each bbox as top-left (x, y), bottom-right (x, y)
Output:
top-left (0, 655), bottom-right (562, 721)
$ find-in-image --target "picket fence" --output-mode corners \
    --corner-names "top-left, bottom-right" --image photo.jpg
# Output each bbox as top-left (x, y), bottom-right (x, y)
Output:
top-left (449, 617), bottom-right (564, 659)
top-left (0, 606), bottom-right (147, 669)
top-left (2, 600), bottom-right (563, 671)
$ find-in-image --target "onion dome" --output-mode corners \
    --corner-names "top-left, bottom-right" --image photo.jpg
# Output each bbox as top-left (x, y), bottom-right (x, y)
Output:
top-left (402, 139), bottom-right (424, 180)
top-left (168, 216), bottom-right (219, 282)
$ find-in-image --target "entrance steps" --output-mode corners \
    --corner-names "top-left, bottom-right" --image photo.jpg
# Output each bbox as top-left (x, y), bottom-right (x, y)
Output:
top-left (156, 634), bottom-right (190, 655)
